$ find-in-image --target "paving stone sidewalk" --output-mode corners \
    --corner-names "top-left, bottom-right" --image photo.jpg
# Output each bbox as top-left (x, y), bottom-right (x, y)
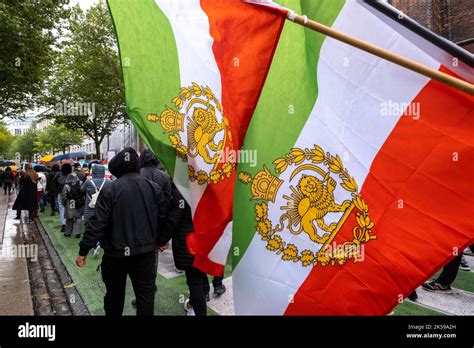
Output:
top-left (0, 193), bottom-right (34, 315)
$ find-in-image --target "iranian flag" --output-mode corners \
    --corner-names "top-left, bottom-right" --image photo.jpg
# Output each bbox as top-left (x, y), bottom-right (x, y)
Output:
top-left (233, 0), bottom-right (474, 314)
top-left (107, 0), bottom-right (287, 275)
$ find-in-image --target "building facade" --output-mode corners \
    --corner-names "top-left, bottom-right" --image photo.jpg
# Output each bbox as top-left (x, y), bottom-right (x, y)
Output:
top-left (389, 0), bottom-right (474, 53)
top-left (5, 116), bottom-right (34, 136)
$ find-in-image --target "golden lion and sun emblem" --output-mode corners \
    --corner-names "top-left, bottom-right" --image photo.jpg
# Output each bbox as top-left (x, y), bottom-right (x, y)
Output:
top-left (147, 83), bottom-right (234, 185)
top-left (239, 145), bottom-right (376, 267)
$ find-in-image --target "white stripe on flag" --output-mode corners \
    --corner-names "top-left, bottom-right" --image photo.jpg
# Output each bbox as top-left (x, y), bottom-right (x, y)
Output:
top-left (155, 0), bottom-right (222, 215)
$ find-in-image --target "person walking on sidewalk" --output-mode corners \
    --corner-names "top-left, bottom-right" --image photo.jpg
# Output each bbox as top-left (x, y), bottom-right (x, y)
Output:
top-left (81, 164), bottom-right (111, 255)
top-left (46, 164), bottom-right (60, 216)
top-left (54, 163), bottom-right (72, 232)
top-left (61, 172), bottom-right (85, 238)
top-left (13, 164), bottom-right (38, 222)
top-left (76, 147), bottom-right (169, 316)
top-left (155, 182), bottom-right (207, 316)
top-left (139, 148), bottom-right (172, 198)
top-left (34, 166), bottom-right (47, 213)
top-left (73, 162), bottom-right (86, 183)
top-left (3, 167), bottom-right (14, 195)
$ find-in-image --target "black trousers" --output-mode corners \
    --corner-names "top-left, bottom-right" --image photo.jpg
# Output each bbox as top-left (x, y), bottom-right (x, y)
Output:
top-left (185, 267), bottom-right (207, 316)
top-left (436, 254), bottom-right (462, 287)
top-left (16, 209), bottom-right (34, 220)
top-left (203, 274), bottom-right (224, 295)
top-left (49, 194), bottom-right (56, 213)
top-left (4, 182), bottom-right (12, 195)
top-left (101, 251), bottom-right (156, 316)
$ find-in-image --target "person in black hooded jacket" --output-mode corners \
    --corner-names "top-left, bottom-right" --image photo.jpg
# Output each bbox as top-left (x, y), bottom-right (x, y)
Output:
top-left (157, 182), bottom-right (208, 316)
top-left (76, 147), bottom-right (168, 316)
top-left (139, 148), bottom-right (171, 201)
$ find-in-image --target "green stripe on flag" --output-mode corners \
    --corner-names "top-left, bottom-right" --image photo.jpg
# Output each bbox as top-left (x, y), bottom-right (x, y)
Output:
top-left (108, 0), bottom-right (180, 176)
top-left (233, 0), bottom-right (345, 266)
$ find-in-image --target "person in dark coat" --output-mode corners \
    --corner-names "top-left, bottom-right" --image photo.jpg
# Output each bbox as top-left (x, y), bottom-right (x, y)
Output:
top-left (157, 182), bottom-right (208, 316)
top-left (54, 163), bottom-right (72, 232)
top-left (61, 172), bottom-right (85, 238)
top-left (3, 167), bottom-right (14, 195)
top-left (73, 162), bottom-right (86, 183)
top-left (13, 164), bottom-right (38, 221)
top-left (46, 164), bottom-right (60, 215)
top-left (139, 148), bottom-right (171, 200)
top-left (76, 147), bottom-right (169, 316)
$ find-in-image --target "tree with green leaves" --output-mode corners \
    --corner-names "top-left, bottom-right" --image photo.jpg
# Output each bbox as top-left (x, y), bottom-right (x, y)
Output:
top-left (0, 0), bottom-right (70, 118)
top-left (35, 123), bottom-right (83, 155)
top-left (8, 128), bottom-right (38, 162)
top-left (0, 122), bottom-right (13, 159)
top-left (44, 1), bottom-right (127, 159)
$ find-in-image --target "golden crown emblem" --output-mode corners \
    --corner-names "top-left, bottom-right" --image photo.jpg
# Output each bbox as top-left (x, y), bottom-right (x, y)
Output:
top-left (160, 107), bottom-right (184, 133)
top-left (239, 145), bottom-right (376, 268)
top-left (246, 166), bottom-right (283, 203)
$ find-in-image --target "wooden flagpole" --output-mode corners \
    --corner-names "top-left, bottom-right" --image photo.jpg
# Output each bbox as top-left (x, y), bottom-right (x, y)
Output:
top-left (287, 11), bottom-right (474, 96)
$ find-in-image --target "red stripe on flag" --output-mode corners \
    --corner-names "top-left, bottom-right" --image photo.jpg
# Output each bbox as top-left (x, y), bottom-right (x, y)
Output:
top-left (285, 67), bottom-right (474, 315)
top-left (186, 0), bottom-right (287, 275)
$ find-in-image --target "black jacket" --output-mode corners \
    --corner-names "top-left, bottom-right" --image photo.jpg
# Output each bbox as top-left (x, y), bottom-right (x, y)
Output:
top-left (47, 170), bottom-right (60, 196)
top-left (12, 175), bottom-right (38, 211)
top-left (139, 149), bottom-right (172, 201)
top-left (79, 148), bottom-right (168, 257)
top-left (158, 183), bottom-right (195, 270)
top-left (3, 171), bottom-right (14, 184)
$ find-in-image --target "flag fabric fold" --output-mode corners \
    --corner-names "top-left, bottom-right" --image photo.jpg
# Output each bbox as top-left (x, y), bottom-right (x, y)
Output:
top-left (232, 0), bottom-right (474, 315)
top-left (107, 0), bottom-right (287, 275)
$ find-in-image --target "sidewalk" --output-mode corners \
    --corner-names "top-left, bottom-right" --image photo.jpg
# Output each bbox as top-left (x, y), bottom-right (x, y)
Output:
top-left (0, 192), bottom-right (34, 315)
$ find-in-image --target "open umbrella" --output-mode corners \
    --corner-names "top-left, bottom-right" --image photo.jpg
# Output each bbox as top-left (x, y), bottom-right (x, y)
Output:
top-left (40, 154), bottom-right (55, 163)
top-left (0, 161), bottom-right (16, 167)
top-left (51, 152), bottom-right (89, 162)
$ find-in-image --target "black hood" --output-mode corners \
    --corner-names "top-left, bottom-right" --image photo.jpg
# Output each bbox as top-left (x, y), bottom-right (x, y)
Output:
top-left (139, 148), bottom-right (161, 168)
top-left (109, 147), bottom-right (140, 178)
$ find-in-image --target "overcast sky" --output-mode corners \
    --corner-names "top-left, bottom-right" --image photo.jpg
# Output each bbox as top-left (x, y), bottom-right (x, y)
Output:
top-left (70, 0), bottom-right (100, 10)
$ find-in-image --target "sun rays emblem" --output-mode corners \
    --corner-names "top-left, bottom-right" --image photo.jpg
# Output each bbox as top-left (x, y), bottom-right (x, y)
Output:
top-left (239, 145), bottom-right (376, 267)
top-left (147, 83), bottom-right (235, 185)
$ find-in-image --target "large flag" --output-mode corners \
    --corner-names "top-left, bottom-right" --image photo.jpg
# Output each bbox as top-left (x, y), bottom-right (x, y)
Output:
top-left (233, 0), bottom-right (474, 314)
top-left (107, 0), bottom-right (287, 275)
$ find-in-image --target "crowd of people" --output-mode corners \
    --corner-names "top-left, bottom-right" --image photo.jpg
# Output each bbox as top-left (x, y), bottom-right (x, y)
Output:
top-left (2, 146), bottom-right (471, 316)
top-left (3, 148), bottom-right (225, 316)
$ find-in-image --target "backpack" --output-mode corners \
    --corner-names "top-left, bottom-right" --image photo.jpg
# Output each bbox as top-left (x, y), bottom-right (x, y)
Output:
top-left (66, 181), bottom-right (85, 207)
top-left (88, 179), bottom-right (105, 208)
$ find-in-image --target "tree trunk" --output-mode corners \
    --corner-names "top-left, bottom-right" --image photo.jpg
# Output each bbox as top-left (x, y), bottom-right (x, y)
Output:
top-left (95, 140), bottom-right (101, 160)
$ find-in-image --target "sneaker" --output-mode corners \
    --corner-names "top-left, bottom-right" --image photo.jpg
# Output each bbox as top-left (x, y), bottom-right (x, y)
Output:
top-left (421, 281), bottom-right (452, 293)
top-left (60, 225), bottom-right (65, 232)
top-left (213, 284), bottom-right (226, 296)
top-left (459, 256), bottom-right (470, 271)
top-left (92, 244), bottom-right (101, 257)
top-left (131, 299), bottom-right (137, 307)
top-left (75, 234), bottom-right (81, 239)
top-left (184, 299), bottom-right (195, 316)
top-left (463, 248), bottom-right (474, 257)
